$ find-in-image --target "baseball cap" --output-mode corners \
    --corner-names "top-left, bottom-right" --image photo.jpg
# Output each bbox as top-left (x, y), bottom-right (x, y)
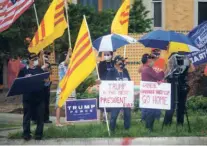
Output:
top-left (28, 53), bottom-right (38, 60)
top-left (114, 55), bottom-right (124, 64)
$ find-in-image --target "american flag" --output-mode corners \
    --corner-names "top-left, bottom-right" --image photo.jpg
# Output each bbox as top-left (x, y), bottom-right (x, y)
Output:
top-left (0, 0), bottom-right (34, 32)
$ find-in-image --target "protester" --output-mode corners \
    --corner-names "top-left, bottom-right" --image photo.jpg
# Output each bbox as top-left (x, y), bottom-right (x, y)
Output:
top-left (55, 49), bottom-right (75, 126)
top-left (98, 51), bottom-right (114, 79)
top-left (140, 54), bottom-right (164, 132)
top-left (31, 51), bottom-right (52, 124)
top-left (105, 55), bottom-right (131, 132)
top-left (163, 52), bottom-right (195, 126)
top-left (98, 51), bottom-right (114, 122)
top-left (18, 53), bottom-right (45, 140)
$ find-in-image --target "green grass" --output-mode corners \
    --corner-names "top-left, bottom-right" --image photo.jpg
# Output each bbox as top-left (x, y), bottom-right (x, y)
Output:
top-left (0, 123), bottom-right (21, 130)
top-left (8, 111), bottom-right (207, 139)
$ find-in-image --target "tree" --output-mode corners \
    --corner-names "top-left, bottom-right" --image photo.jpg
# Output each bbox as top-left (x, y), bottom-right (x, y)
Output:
top-left (0, 1), bottom-right (51, 58)
top-left (55, 3), bottom-right (115, 53)
top-left (129, 0), bottom-right (152, 33)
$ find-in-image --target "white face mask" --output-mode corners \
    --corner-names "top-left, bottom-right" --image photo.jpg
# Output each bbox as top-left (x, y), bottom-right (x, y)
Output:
top-left (104, 56), bottom-right (112, 61)
top-left (33, 60), bottom-right (39, 66)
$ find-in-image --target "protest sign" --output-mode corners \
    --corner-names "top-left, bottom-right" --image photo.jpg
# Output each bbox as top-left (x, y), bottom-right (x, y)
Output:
top-left (187, 21), bottom-right (207, 65)
top-left (7, 72), bottom-right (50, 97)
top-left (99, 81), bottom-right (134, 108)
top-left (139, 81), bottom-right (171, 110)
top-left (65, 98), bottom-right (97, 122)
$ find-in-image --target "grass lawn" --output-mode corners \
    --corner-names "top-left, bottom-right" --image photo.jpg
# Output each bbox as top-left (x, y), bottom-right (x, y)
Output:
top-left (8, 111), bottom-right (207, 139)
top-left (0, 123), bottom-right (21, 131)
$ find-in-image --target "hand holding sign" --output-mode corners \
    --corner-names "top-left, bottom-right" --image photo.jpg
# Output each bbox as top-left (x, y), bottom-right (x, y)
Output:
top-left (139, 81), bottom-right (171, 110)
top-left (99, 81), bottom-right (134, 108)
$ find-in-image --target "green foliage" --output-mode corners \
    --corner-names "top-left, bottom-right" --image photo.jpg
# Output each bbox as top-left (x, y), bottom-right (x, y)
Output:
top-left (76, 71), bottom-right (97, 97)
top-left (0, 1), bottom-right (51, 58)
top-left (55, 4), bottom-right (115, 53)
top-left (129, 0), bottom-right (152, 33)
top-left (187, 96), bottom-right (207, 113)
top-left (76, 91), bottom-right (98, 99)
top-left (8, 112), bottom-right (207, 138)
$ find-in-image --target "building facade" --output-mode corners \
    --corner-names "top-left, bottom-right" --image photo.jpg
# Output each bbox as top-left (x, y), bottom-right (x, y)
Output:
top-left (71, 0), bottom-right (207, 30)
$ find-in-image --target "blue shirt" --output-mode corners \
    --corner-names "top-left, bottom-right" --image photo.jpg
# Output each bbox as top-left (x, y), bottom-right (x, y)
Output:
top-left (57, 62), bottom-right (67, 94)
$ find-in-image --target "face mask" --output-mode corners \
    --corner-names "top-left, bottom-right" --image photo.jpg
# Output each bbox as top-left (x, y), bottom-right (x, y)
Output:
top-left (33, 60), bottom-right (39, 66)
top-left (104, 56), bottom-right (112, 61)
top-left (119, 62), bottom-right (125, 70)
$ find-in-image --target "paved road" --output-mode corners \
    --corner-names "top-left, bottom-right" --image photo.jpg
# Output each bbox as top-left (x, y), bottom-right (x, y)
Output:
top-left (0, 137), bottom-right (207, 145)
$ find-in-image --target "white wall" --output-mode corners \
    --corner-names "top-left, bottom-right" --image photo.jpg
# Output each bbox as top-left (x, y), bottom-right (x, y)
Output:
top-left (69, 0), bottom-right (77, 4)
top-left (142, 0), bottom-right (153, 19)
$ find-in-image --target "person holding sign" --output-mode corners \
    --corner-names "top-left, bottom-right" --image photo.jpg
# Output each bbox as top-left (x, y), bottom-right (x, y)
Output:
top-left (140, 54), bottom-right (165, 132)
top-left (98, 51), bottom-right (114, 123)
top-left (18, 53), bottom-right (46, 140)
top-left (105, 55), bottom-right (131, 132)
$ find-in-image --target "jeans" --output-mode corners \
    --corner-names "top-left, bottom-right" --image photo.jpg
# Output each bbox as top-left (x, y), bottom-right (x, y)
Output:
top-left (110, 108), bottom-right (131, 131)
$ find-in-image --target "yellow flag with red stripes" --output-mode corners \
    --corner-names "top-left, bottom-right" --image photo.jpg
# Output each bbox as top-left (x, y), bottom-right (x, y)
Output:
top-left (28, 0), bottom-right (67, 54)
top-left (58, 16), bottom-right (96, 107)
top-left (111, 0), bottom-right (130, 35)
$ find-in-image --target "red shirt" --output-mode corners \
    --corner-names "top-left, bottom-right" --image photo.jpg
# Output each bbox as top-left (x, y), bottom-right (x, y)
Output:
top-left (141, 66), bottom-right (164, 82)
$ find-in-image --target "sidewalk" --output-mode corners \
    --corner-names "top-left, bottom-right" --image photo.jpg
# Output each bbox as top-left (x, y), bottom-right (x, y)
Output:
top-left (0, 113), bottom-right (207, 145)
top-left (0, 113), bottom-right (66, 124)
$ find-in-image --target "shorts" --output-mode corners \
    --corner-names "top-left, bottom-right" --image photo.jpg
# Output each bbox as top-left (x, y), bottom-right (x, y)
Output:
top-left (55, 93), bottom-right (65, 109)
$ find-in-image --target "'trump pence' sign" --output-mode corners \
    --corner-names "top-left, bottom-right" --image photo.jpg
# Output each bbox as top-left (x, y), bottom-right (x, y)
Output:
top-left (99, 81), bottom-right (134, 108)
top-left (139, 81), bottom-right (171, 110)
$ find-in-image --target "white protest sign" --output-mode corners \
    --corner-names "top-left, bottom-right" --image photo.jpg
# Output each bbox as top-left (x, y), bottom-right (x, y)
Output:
top-left (139, 81), bottom-right (171, 110)
top-left (99, 81), bottom-right (134, 108)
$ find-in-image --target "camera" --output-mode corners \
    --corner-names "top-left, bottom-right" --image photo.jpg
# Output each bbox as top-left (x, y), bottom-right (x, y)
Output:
top-left (166, 53), bottom-right (190, 77)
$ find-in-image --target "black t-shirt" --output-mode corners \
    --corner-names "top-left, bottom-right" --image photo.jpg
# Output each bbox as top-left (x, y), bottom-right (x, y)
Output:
top-left (105, 68), bottom-right (131, 81)
top-left (98, 61), bottom-right (114, 80)
top-left (18, 66), bottom-right (45, 102)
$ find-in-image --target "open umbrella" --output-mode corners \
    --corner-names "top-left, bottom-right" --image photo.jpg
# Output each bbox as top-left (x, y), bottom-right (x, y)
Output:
top-left (93, 34), bottom-right (137, 52)
top-left (139, 30), bottom-right (199, 52)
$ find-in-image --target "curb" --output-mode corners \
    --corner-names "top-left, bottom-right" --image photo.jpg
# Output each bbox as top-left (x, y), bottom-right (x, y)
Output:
top-left (0, 137), bottom-right (207, 145)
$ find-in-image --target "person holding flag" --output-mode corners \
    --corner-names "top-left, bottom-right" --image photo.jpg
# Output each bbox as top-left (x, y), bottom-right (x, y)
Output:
top-left (55, 49), bottom-right (75, 127)
top-left (58, 15), bottom-right (97, 109)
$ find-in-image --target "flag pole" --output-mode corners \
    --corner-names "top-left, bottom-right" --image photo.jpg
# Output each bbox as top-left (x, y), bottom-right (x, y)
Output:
top-left (33, 3), bottom-right (46, 65)
top-left (123, 45), bottom-right (126, 58)
top-left (84, 15), bottom-right (110, 137)
top-left (64, 0), bottom-right (72, 49)
top-left (33, 4), bottom-right (39, 26)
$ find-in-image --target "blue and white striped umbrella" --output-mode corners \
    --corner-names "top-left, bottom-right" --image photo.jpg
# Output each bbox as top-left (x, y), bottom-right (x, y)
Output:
top-left (93, 34), bottom-right (137, 52)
